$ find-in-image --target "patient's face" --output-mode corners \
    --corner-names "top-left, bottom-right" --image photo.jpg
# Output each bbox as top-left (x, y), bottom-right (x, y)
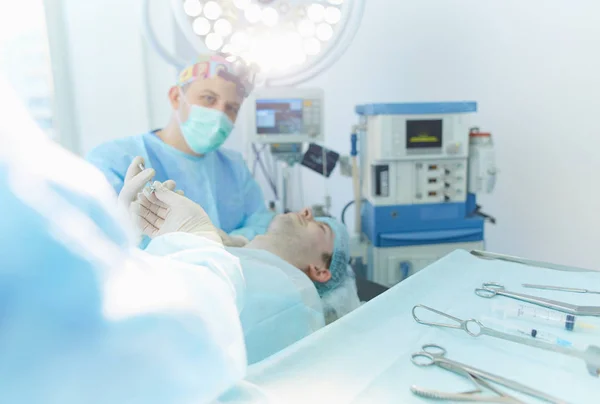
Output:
top-left (268, 208), bottom-right (334, 267)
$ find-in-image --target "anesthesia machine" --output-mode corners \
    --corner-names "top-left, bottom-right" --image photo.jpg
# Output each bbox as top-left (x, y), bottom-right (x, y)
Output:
top-left (351, 102), bottom-right (498, 287)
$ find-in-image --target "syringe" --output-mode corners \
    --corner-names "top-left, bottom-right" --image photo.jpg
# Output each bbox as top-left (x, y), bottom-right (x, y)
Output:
top-left (482, 316), bottom-right (583, 349)
top-left (138, 164), bottom-right (155, 193)
top-left (491, 300), bottom-right (597, 332)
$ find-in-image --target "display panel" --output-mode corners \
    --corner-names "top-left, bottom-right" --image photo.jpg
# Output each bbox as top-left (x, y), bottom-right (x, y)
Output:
top-left (406, 119), bottom-right (443, 149)
top-left (256, 98), bottom-right (304, 134)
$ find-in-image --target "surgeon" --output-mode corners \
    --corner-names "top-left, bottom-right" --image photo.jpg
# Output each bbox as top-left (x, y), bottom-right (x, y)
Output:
top-left (0, 74), bottom-right (248, 404)
top-left (86, 53), bottom-right (273, 247)
top-left (133, 182), bottom-right (359, 363)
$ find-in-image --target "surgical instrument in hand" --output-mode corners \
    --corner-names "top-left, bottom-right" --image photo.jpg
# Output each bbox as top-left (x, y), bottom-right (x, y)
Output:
top-left (522, 284), bottom-right (600, 295)
top-left (138, 163), bottom-right (155, 193)
top-left (412, 305), bottom-right (600, 377)
top-left (475, 282), bottom-right (600, 317)
top-left (410, 344), bottom-right (566, 403)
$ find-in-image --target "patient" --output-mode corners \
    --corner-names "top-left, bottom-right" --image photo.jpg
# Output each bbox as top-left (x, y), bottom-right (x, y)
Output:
top-left (133, 181), bottom-right (359, 363)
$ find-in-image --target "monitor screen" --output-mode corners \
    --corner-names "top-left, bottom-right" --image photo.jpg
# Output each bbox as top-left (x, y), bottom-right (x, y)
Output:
top-left (406, 119), bottom-right (443, 149)
top-left (256, 98), bottom-right (304, 134)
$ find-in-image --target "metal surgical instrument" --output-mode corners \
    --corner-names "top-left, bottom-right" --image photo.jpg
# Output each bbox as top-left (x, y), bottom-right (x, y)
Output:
top-left (138, 163), bottom-right (155, 193)
top-left (475, 282), bottom-right (600, 317)
top-left (470, 250), bottom-right (597, 273)
top-left (522, 284), bottom-right (600, 295)
top-left (410, 344), bottom-right (566, 403)
top-left (412, 305), bottom-right (600, 377)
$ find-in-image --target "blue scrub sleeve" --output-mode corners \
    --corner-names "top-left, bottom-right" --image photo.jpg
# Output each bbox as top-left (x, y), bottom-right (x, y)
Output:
top-left (228, 168), bottom-right (275, 241)
top-left (86, 148), bottom-right (127, 196)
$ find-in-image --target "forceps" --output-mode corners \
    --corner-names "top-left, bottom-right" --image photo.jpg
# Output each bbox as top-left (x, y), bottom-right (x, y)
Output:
top-left (410, 344), bottom-right (566, 403)
top-left (412, 305), bottom-right (600, 377)
top-left (475, 282), bottom-right (600, 317)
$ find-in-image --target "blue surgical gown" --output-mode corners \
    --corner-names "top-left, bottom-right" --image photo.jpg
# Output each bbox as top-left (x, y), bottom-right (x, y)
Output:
top-left (86, 131), bottom-right (274, 242)
top-left (0, 139), bottom-right (247, 404)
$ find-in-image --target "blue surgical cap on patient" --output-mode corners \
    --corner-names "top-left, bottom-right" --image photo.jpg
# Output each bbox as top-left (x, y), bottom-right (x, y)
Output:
top-left (314, 217), bottom-right (350, 296)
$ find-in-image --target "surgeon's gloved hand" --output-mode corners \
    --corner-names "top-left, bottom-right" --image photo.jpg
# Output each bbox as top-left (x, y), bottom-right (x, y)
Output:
top-left (118, 156), bottom-right (155, 208)
top-left (133, 182), bottom-right (222, 244)
top-left (161, 179), bottom-right (185, 196)
top-left (217, 229), bottom-right (249, 247)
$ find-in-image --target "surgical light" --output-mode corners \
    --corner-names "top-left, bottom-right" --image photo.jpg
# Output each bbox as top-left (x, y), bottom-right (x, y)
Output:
top-left (214, 18), bottom-right (233, 36)
top-left (193, 17), bottom-right (211, 35)
top-left (292, 51), bottom-right (307, 65)
top-left (261, 7), bottom-right (279, 27)
top-left (233, 0), bottom-right (250, 9)
top-left (183, 0), bottom-right (203, 17)
top-left (203, 1), bottom-right (222, 20)
top-left (144, 0), bottom-right (365, 86)
top-left (298, 19), bottom-right (316, 37)
top-left (307, 4), bottom-right (325, 22)
top-left (205, 33), bottom-right (224, 50)
top-left (316, 23), bottom-right (333, 41)
top-left (304, 38), bottom-right (321, 55)
top-left (231, 31), bottom-right (249, 46)
top-left (325, 7), bottom-right (341, 24)
top-left (244, 4), bottom-right (262, 23)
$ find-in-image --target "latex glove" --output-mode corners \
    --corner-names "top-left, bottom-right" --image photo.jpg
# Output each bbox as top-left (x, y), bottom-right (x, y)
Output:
top-left (132, 182), bottom-right (221, 244)
top-left (217, 229), bottom-right (249, 247)
top-left (161, 179), bottom-right (185, 196)
top-left (118, 156), bottom-right (155, 208)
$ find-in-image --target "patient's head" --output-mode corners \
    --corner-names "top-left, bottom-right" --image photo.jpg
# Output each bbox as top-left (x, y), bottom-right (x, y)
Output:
top-left (261, 208), bottom-right (350, 296)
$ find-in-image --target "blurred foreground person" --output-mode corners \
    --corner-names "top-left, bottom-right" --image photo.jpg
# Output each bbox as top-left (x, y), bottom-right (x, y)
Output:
top-left (0, 74), bottom-right (249, 404)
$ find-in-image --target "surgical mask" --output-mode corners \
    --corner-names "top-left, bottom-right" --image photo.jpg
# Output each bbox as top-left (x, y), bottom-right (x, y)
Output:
top-left (178, 94), bottom-right (234, 154)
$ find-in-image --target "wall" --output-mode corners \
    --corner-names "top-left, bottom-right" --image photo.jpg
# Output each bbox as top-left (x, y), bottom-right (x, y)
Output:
top-left (59, 0), bottom-right (177, 154)
top-left (296, 0), bottom-right (600, 269)
top-left (62, 0), bottom-right (600, 269)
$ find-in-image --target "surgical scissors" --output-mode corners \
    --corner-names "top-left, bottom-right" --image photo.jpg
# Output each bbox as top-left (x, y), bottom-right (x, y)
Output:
top-left (412, 305), bottom-right (600, 377)
top-left (410, 344), bottom-right (566, 403)
top-left (475, 282), bottom-right (600, 317)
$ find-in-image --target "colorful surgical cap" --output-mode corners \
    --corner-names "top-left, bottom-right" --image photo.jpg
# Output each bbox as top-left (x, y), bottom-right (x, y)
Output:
top-left (314, 217), bottom-right (351, 297)
top-left (176, 53), bottom-right (258, 97)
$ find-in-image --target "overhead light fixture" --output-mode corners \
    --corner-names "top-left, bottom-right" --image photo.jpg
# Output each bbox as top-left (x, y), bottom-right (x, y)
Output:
top-left (233, 0), bottom-right (251, 9)
top-left (203, 1), bottom-right (222, 20)
top-left (261, 7), bottom-right (279, 27)
top-left (316, 23), bottom-right (333, 41)
top-left (231, 31), bottom-right (250, 47)
top-left (303, 37), bottom-right (321, 55)
top-left (183, 0), bottom-right (203, 17)
top-left (325, 7), bottom-right (341, 24)
top-left (244, 4), bottom-right (262, 23)
top-left (205, 32), bottom-right (224, 50)
top-left (156, 0), bottom-right (365, 85)
top-left (192, 17), bottom-right (211, 36)
top-left (307, 4), bottom-right (325, 22)
top-left (214, 18), bottom-right (233, 36)
top-left (298, 19), bottom-right (316, 37)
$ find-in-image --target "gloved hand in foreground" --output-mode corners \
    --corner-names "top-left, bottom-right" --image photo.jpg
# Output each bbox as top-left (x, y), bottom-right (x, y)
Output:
top-left (118, 156), bottom-right (155, 209)
top-left (118, 157), bottom-right (184, 208)
top-left (132, 182), bottom-right (222, 244)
